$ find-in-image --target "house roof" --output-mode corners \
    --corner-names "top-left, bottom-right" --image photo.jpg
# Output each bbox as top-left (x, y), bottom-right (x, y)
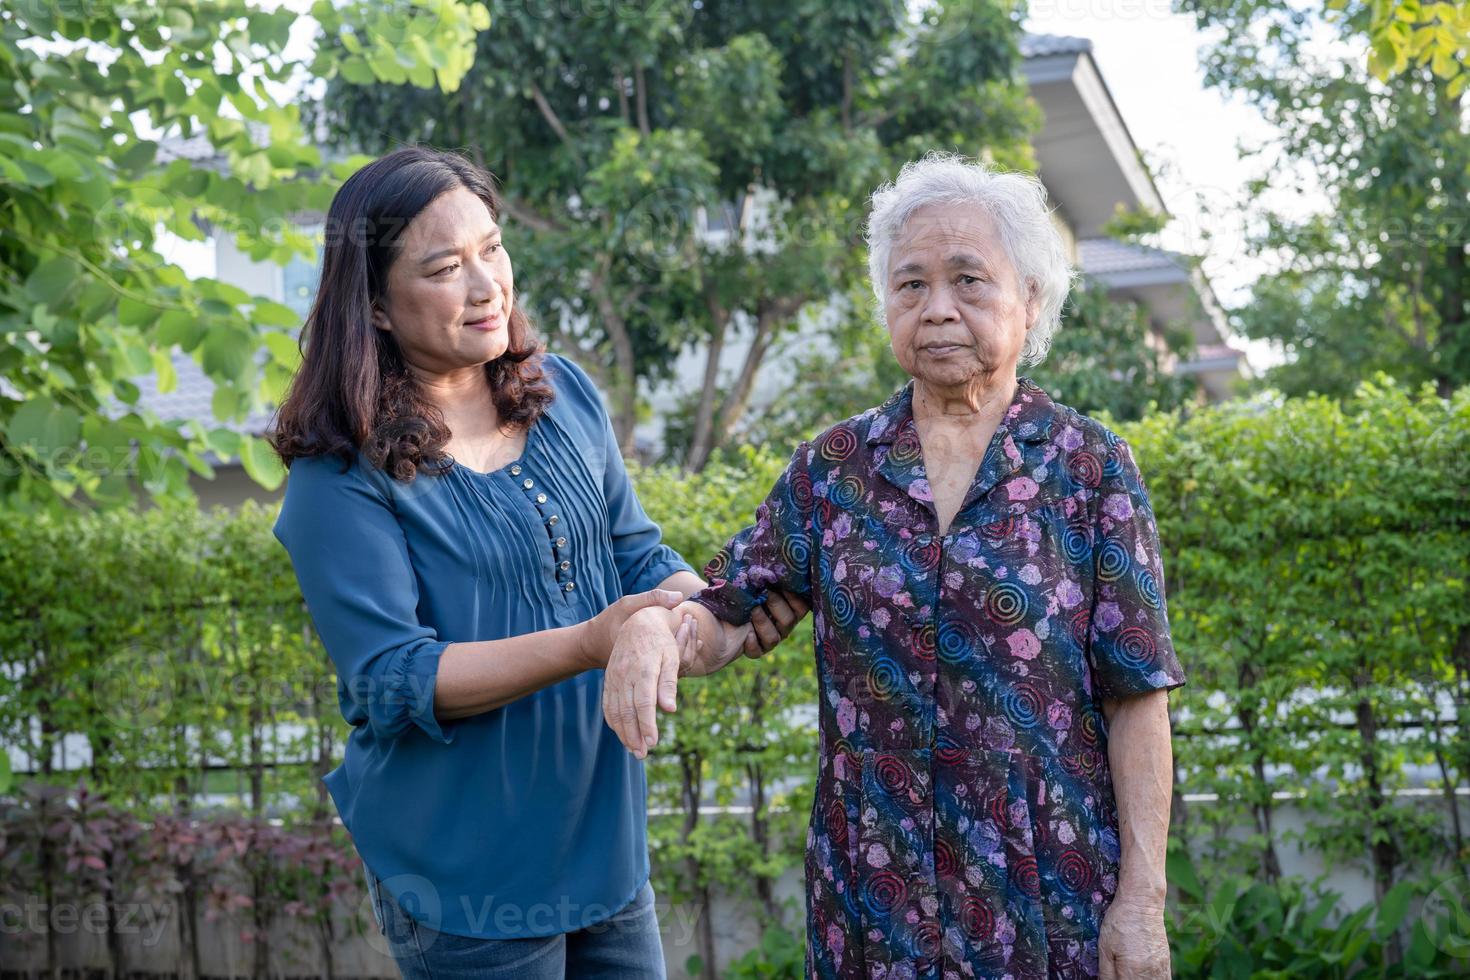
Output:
top-left (1018, 33), bottom-right (1092, 58)
top-left (1077, 237), bottom-right (1188, 277)
top-left (130, 350), bottom-right (277, 439)
top-left (1019, 32), bottom-right (1166, 236)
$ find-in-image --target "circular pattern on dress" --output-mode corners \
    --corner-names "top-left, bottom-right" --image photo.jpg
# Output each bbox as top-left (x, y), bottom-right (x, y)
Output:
top-left (1057, 849), bottom-right (1094, 895)
top-left (1102, 448), bottom-right (1124, 479)
top-left (1012, 855), bottom-right (1040, 896)
top-left (981, 515), bottom-right (1019, 541)
top-left (874, 754), bottom-right (911, 794)
top-left (912, 622), bottom-right (937, 662)
top-left (830, 584), bottom-right (858, 627)
top-left (831, 476), bottom-right (864, 509)
top-left (1002, 682), bottom-right (1044, 729)
top-left (705, 550), bottom-right (730, 579)
top-left (825, 799), bottom-right (849, 850)
top-left (1069, 609), bottom-right (1092, 648)
top-left (913, 920), bottom-right (943, 958)
top-left (821, 427), bottom-right (858, 461)
top-left (862, 871), bottom-right (907, 917)
top-left (790, 468), bottom-right (815, 510)
top-left (935, 734), bottom-right (967, 765)
top-left (1097, 540), bottom-right (1131, 581)
top-left (891, 428), bottom-right (923, 465)
top-left (984, 582), bottom-right (1028, 626)
top-left (1135, 566), bottom-right (1161, 609)
top-left (904, 536), bottom-right (942, 572)
top-left (937, 619), bottom-right (980, 665)
top-left (1069, 450), bottom-right (1103, 488)
top-left (781, 532), bottom-right (811, 572)
top-left (867, 658), bottom-right (904, 700)
top-left (934, 837), bottom-right (958, 879)
top-left (1078, 705), bottom-right (1103, 747)
top-left (988, 792), bottom-right (1009, 829)
top-left (1061, 522), bottom-right (1092, 563)
top-left (961, 896), bottom-right (995, 939)
top-left (1115, 626), bottom-right (1157, 669)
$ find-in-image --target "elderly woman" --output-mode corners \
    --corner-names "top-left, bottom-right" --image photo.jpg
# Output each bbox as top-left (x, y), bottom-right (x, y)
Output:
top-left (605, 154), bottom-right (1187, 979)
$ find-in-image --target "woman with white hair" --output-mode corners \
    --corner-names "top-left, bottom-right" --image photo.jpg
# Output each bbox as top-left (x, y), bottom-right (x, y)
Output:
top-left (604, 154), bottom-right (1186, 978)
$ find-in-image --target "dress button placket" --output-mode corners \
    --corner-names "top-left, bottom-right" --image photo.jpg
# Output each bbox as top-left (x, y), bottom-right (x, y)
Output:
top-left (516, 465), bottom-right (572, 596)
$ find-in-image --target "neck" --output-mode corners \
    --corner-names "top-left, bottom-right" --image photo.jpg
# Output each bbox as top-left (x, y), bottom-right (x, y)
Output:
top-left (406, 362), bottom-right (499, 434)
top-left (912, 368), bottom-right (1018, 423)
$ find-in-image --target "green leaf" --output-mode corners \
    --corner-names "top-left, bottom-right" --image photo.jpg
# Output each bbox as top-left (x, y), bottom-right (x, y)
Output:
top-left (252, 300), bottom-right (302, 328)
top-left (339, 57), bottom-right (376, 86)
top-left (6, 396), bottom-right (81, 454)
top-left (0, 752), bottom-right (12, 795)
top-left (200, 329), bottom-right (253, 384)
top-left (262, 331), bottom-right (301, 370)
top-left (239, 434), bottom-right (284, 490)
top-left (25, 255), bottom-right (80, 306)
top-left (156, 310), bottom-right (205, 350)
top-left (205, 427), bottom-right (242, 459)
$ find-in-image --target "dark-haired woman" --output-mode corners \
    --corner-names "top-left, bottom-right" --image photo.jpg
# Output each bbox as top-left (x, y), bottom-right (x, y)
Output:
top-left (269, 146), bottom-right (806, 978)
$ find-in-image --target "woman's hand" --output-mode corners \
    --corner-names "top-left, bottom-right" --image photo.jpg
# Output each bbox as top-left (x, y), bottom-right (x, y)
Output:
top-left (603, 606), bottom-right (699, 758)
top-left (742, 589), bottom-right (811, 658)
top-left (1098, 897), bottom-right (1171, 979)
top-left (575, 588), bottom-right (687, 671)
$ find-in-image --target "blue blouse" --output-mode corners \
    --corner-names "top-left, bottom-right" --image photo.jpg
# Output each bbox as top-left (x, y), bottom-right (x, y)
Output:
top-left (272, 353), bottom-right (692, 939)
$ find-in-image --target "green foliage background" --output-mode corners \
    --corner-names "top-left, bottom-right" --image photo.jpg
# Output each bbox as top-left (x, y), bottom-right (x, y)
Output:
top-left (2, 378), bottom-right (1469, 974)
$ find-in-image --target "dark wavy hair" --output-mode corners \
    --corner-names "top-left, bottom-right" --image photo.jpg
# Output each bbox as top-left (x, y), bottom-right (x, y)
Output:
top-left (269, 146), bottom-right (553, 480)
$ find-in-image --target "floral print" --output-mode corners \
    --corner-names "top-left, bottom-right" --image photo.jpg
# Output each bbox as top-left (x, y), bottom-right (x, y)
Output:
top-left (690, 377), bottom-right (1187, 979)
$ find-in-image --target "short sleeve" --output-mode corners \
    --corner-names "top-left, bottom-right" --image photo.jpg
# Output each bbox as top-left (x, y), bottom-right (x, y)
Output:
top-left (1086, 437), bottom-right (1187, 700)
top-left (273, 454), bottom-right (457, 744)
top-left (690, 441), bottom-right (815, 626)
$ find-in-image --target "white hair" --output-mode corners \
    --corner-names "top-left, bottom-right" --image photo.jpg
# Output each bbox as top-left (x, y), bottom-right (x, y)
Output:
top-left (864, 152), bottom-right (1077, 366)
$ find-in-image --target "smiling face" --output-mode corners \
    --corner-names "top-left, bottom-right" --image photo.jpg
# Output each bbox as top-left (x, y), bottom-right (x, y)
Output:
top-left (369, 185), bottom-right (514, 376)
top-left (883, 203), bottom-right (1037, 398)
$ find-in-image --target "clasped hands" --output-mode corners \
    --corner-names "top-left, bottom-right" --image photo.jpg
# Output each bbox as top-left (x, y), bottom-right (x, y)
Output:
top-left (601, 591), bottom-right (808, 759)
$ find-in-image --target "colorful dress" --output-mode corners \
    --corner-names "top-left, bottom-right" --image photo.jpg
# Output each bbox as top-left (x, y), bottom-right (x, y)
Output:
top-left (690, 377), bottom-right (1187, 979)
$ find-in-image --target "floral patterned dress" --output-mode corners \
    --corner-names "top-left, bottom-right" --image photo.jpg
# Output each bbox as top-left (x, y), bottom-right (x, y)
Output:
top-left (690, 377), bottom-right (1187, 980)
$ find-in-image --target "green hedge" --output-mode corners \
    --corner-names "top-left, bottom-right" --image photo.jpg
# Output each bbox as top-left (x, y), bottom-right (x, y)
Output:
top-left (2, 376), bottom-right (1469, 975)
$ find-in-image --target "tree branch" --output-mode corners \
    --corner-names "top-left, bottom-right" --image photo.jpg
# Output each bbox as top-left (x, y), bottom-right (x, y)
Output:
top-left (528, 81), bottom-right (573, 145)
top-left (634, 64), bottom-right (651, 137)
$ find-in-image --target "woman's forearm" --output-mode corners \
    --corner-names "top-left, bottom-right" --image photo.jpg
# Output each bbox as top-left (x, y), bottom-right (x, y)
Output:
top-left (1103, 689), bottom-right (1174, 905)
top-left (434, 624), bottom-right (600, 720)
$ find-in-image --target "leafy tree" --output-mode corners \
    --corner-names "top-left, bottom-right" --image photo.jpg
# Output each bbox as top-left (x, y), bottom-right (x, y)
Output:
top-left (1178, 0), bottom-right (1470, 398)
top-left (310, 0), bottom-right (1040, 467)
top-left (1352, 0), bottom-right (1468, 91)
top-left (0, 0), bottom-right (489, 513)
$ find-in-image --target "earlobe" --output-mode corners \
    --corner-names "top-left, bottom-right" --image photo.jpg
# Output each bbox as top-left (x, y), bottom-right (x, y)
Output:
top-left (370, 305), bottom-right (390, 332)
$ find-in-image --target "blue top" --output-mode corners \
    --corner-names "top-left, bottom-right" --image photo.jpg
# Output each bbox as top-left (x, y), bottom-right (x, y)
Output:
top-left (272, 353), bottom-right (692, 939)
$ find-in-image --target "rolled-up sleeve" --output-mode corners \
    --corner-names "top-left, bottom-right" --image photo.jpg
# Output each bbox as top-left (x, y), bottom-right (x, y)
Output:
top-left (273, 454), bottom-right (456, 744)
top-left (691, 441), bottom-right (815, 626)
top-left (1087, 437), bottom-right (1187, 700)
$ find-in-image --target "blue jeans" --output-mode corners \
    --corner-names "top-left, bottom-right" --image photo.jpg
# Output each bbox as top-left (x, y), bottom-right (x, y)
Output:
top-left (364, 864), bottom-right (668, 979)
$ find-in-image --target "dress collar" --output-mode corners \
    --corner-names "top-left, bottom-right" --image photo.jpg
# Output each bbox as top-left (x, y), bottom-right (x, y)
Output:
top-left (867, 375), bottom-right (1058, 447)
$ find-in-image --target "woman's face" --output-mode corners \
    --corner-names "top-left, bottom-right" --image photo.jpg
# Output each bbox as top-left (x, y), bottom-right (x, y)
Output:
top-left (883, 202), bottom-right (1037, 393)
top-left (370, 186), bottom-right (514, 375)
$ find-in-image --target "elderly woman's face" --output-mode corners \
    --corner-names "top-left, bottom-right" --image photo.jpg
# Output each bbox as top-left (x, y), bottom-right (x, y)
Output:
top-left (370, 186), bottom-right (514, 374)
top-left (883, 203), bottom-right (1036, 391)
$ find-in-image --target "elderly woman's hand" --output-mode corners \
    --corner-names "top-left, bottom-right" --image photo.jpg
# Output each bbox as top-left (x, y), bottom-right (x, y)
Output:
top-left (602, 606), bottom-right (699, 758)
top-left (1098, 897), bottom-right (1171, 979)
top-left (743, 589), bottom-right (811, 658)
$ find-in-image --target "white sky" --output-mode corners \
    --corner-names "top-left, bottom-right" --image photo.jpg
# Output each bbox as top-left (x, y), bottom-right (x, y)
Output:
top-left (1021, 2), bottom-right (1340, 371)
